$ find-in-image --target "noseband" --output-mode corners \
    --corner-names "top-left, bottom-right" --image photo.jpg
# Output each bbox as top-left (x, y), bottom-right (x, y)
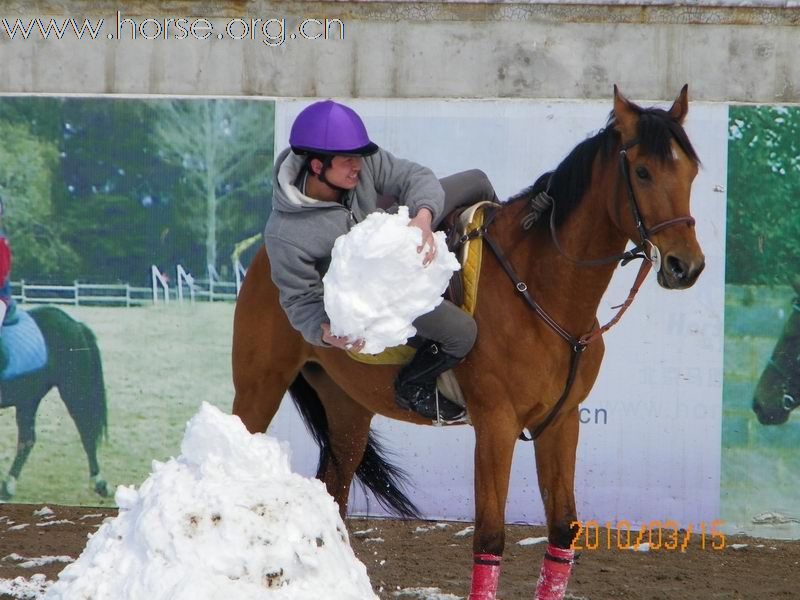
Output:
top-left (618, 139), bottom-right (696, 272)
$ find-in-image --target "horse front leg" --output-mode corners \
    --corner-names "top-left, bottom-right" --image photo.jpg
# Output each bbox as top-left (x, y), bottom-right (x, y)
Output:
top-left (470, 406), bottom-right (519, 600)
top-left (1, 400), bottom-right (39, 500)
top-left (532, 408), bottom-right (580, 600)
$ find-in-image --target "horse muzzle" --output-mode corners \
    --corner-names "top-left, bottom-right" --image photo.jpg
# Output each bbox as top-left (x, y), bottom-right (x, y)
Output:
top-left (752, 396), bottom-right (793, 425)
top-left (656, 252), bottom-right (705, 290)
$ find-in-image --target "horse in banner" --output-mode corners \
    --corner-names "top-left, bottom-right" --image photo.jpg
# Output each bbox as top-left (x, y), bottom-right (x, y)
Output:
top-left (753, 277), bottom-right (800, 425)
top-left (0, 306), bottom-right (109, 500)
top-left (232, 86), bottom-right (704, 599)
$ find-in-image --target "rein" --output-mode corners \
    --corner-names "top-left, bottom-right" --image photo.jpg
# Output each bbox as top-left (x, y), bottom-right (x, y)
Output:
top-left (463, 139), bottom-right (695, 441)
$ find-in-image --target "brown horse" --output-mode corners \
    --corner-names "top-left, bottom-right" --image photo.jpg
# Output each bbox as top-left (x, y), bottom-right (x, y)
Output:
top-left (232, 86), bottom-right (705, 599)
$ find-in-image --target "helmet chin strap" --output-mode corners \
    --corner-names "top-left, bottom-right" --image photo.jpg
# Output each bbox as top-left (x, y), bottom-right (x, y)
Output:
top-left (307, 156), bottom-right (350, 197)
top-left (318, 168), bottom-right (350, 195)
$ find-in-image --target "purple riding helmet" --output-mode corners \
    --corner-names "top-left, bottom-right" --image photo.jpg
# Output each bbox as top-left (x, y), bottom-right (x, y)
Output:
top-left (290, 100), bottom-right (378, 157)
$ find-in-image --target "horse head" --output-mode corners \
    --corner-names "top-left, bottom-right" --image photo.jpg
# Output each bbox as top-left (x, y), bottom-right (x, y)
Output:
top-left (753, 277), bottom-right (800, 425)
top-left (610, 85), bottom-right (705, 290)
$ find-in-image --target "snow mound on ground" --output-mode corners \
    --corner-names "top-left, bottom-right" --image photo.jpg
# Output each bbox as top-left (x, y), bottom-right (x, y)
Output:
top-left (324, 206), bottom-right (460, 354)
top-left (45, 402), bottom-right (377, 600)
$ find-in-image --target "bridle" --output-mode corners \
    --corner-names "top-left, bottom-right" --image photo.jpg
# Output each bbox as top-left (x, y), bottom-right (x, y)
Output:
top-left (545, 138), bottom-right (696, 272)
top-left (763, 297), bottom-right (800, 413)
top-left (461, 137), bottom-right (697, 440)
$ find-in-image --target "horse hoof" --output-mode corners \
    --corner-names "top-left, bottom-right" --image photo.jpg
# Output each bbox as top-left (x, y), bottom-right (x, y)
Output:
top-left (0, 481), bottom-right (14, 501)
top-left (94, 479), bottom-right (110, 497)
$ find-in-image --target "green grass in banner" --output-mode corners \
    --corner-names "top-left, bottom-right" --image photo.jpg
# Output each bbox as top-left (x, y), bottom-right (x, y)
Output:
top-left (0, 303), bottom-right (237, 506)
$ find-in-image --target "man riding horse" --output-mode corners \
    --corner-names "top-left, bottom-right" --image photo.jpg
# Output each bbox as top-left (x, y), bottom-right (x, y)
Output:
top-left (264, 100), bottom-right (497, 422)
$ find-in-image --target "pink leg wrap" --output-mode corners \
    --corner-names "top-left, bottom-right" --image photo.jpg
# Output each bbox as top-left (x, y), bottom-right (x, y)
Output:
top-left (468, 553), bottom-right (502, 600)
top-left (534, 544), bottom-right (574, 600)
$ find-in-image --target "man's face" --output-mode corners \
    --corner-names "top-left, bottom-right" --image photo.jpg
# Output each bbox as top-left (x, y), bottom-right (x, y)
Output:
top-left (319, 155), bottom-right (362, 189)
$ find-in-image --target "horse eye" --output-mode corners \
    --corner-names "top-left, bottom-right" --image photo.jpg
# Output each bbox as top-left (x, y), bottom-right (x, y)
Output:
top-left (635, 166), bottom-right (650, 180)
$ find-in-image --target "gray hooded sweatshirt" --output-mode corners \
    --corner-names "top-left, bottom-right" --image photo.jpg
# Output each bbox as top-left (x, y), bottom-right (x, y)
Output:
top-left (264, 147), bottom-right (446, 346)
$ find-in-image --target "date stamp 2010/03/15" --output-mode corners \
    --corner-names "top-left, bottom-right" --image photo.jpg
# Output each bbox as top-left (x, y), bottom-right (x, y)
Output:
top-left (570, 520), bottom-right (726, 551)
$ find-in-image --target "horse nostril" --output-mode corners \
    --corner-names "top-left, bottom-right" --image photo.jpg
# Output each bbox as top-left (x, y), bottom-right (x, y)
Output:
top-left (667, 255), bottom-right (687, 280)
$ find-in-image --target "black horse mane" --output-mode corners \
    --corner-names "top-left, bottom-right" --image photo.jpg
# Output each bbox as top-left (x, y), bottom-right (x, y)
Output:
top-left (510, 103), bottom-right (701, 228)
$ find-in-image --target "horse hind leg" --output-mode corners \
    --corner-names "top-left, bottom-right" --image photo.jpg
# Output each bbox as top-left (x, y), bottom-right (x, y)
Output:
top-left (231, 246), bottom-right (306, 434)
top-left (232, 363), bottom-right (300, 434)
top-left (58, 377), bottom-right (108, 496)
top-left (296, 365), bottom-right (371, 513)
top-left (58, 326), bottom-right (110, 497)
top-left (293, 363), bottom-right (418, 519)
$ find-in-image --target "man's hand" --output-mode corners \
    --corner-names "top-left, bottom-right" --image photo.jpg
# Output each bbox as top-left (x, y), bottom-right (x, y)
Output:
top-left (321, 323), bottom-right (365, 352)
top-left (408, 207), bottom-right (436, 266)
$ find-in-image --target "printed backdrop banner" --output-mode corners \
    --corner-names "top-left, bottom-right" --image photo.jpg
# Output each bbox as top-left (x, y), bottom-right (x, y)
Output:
top-left (721, 105), bottom-right (800, 539)
top-left (0, 96), bottom-right (274, 507)
top-left (268, 98), bottom-right (728, 526)
top-left (14, 95), bottom-right (795, 538)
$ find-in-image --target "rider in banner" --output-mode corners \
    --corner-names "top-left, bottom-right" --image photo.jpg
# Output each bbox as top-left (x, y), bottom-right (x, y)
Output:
top-left (265, 100), bottom-right (498, 422)
top-left (0, 196), bottom-right (16, 401)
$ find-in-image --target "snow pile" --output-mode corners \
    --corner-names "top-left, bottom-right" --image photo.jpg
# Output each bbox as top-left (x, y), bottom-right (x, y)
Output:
top-left (44, 403), bottom-right (377, 600)
top-left (324, 206), bottom-right (460, 354)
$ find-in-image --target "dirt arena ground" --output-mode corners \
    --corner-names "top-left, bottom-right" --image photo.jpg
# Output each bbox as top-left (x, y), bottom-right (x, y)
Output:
top-left (1, 504), bottom-right (799, 599)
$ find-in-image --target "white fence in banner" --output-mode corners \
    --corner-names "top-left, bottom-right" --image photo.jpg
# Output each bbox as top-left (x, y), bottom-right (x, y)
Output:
top-left (12, 281), bottom-right (153, 307)
top-left (11, 263), bottom-right (247, 307)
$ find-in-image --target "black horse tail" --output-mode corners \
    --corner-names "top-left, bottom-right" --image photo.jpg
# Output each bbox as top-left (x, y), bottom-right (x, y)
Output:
top-left (78, 321), bottom-right (108, 445)
top-left (288, 372), bottom-right (420, 519)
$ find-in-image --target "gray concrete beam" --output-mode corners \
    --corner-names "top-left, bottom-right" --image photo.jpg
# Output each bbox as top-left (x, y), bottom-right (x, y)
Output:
top-left (0, 1), bottom-right (797, 101)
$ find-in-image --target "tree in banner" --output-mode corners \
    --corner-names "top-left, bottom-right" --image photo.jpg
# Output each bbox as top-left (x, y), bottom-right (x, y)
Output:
top-left (727, 106), bottom-right (800, 285)
top-left (0, 119), bottom-right (80, 278)
top-left (58, 98), bottom-right (182, 282)
top-left (152, 99), bottom-right (273, 275)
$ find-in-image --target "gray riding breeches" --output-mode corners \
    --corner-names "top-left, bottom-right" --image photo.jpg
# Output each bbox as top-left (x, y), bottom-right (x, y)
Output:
top-left (412, 169), bottom-right (498, 358)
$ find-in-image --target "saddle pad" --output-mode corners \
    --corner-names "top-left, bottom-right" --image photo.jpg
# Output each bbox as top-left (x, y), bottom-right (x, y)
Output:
top-left (346, 201), bottom-right (492, 366)
top-left (456, 201), bottom-right (493, 317)
top-left (1, 310), bottom-right (48, 380)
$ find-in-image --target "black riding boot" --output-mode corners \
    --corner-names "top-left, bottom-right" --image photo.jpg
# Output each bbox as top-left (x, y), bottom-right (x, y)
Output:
top-left (395, 341), bottom-right (466, 421)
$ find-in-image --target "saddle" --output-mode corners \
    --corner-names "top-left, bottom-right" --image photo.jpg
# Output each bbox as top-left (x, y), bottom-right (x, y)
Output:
top-left (1, 309), bottom-right (48, 381)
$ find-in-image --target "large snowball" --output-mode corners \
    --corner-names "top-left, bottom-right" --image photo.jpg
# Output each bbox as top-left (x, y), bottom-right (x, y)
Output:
top-left (45, 403), bottom-right (377, 600)
top-left (323, 207), bottom-right (460, 354)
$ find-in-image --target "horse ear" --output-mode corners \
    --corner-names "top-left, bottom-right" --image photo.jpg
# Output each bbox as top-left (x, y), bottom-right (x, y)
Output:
top-left (669, 84), bottom-right (689, 124)
top-left (613, 85), bottom-right (638, 142)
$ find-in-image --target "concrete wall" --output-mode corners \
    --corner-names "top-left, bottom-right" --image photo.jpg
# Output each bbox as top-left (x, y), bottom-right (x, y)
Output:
top-left (0, 1), bottom-right (798, 102)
